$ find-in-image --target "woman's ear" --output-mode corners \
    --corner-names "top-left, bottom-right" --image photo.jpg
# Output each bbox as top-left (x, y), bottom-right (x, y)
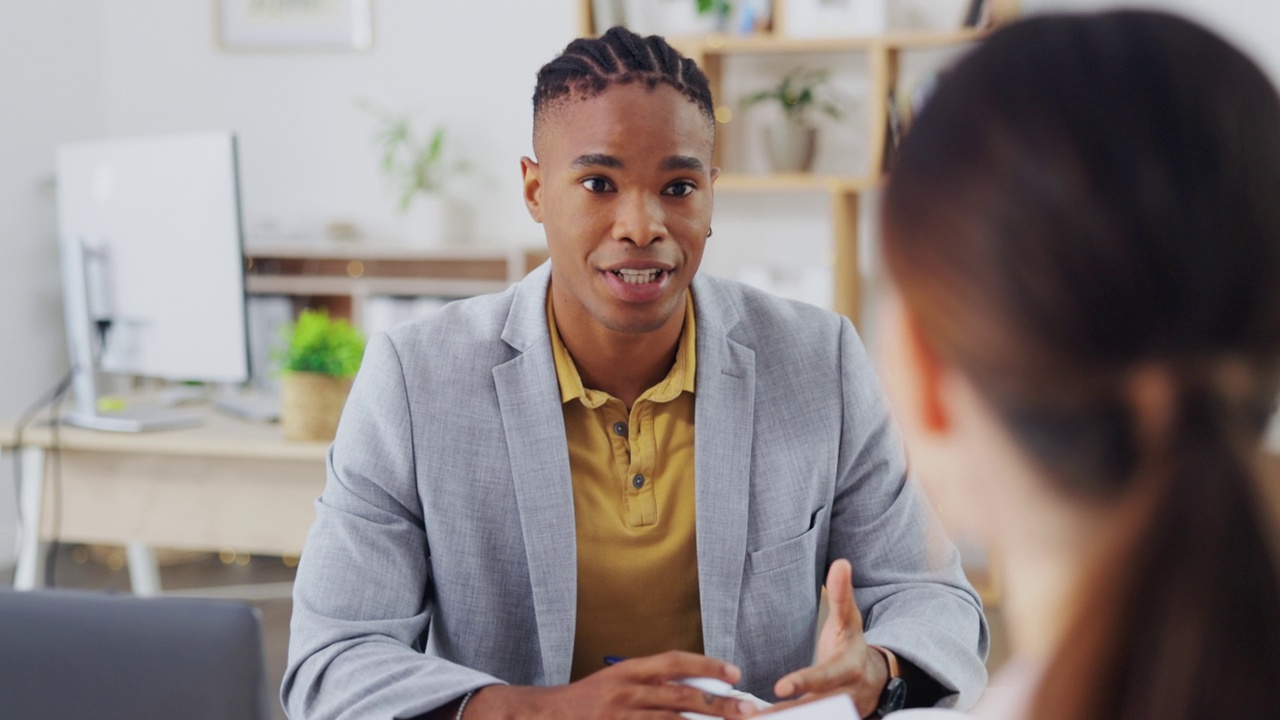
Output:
top-left (905, 308), bottom-right (951, 434)
top-left (882, 295), bottom-right (951, 435)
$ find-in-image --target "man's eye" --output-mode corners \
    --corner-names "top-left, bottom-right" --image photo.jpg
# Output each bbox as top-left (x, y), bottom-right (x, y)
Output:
top-left (582, 178), bottom-right (613, 193)
top-left (664, 182), bottom-right (695, 197)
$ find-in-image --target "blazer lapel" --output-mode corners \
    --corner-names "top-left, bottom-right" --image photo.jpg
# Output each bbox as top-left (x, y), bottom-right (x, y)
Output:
top-left (493, 263), bottom-right (578, 684)
top-left (691, 277), bottom-right (756, 664)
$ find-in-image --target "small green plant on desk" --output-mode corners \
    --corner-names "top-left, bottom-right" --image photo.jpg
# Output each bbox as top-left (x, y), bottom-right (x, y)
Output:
top-left (277, 310), bottom-right (366, 441)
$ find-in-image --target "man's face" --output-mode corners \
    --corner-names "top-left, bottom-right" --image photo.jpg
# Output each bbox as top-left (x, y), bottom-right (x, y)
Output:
top-left (523, 82), bottom-right (717, 336)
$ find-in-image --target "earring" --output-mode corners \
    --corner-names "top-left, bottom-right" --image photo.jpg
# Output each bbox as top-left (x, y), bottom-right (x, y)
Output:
top-left (706, 227), bottom-right (713, 238)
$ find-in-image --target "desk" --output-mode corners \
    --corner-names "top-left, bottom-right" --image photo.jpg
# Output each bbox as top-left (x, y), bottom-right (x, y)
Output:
top-left (0, 404), bottom-right (327, 595)
top-left (7, 405), bottom-right (1277, 600)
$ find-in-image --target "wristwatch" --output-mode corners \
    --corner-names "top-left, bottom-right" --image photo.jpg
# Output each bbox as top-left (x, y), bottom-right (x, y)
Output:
top-left (869, 645), bottom-right (908, 718)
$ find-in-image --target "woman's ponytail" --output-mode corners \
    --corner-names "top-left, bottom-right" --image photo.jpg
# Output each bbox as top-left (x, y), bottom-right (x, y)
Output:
top-left (1033, 380), bottom-right (1280, 720)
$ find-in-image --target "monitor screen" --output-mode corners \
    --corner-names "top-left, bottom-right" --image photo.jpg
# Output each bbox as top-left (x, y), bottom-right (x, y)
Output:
top-left (56, 132), bottom-right (249, 384)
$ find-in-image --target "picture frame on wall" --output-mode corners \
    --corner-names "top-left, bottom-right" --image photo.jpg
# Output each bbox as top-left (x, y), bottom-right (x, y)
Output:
top-left (216, 0), bottom-right (374, 52)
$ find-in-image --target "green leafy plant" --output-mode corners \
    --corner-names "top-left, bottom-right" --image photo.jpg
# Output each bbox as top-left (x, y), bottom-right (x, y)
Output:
top-left (743, 68), bottom-right (846, 125)
top-left (277, 309), bottom-right (365, 379)
top-left (356, 98), bottom-right (467, 212)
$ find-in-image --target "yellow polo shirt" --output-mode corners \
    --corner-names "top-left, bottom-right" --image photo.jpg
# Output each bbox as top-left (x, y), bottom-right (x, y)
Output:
top-left (548, 293), bottom-right (703, 682)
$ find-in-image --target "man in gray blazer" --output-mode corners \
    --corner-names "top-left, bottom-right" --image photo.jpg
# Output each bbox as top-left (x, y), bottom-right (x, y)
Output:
top-left (284, 27), bottom-right (987, 720)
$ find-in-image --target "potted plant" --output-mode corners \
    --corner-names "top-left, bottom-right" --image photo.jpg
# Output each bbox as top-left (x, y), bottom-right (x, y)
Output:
top-left (277, 309), bottom-right (366, 441)
top-left (690, 0), bottom-right (731, 32)
top-left (624, 0), bottom-right (729, 36)
top-left (356, 98), bottom-right (467, 247)
top-left (743, 68), bottom-right (846, 173)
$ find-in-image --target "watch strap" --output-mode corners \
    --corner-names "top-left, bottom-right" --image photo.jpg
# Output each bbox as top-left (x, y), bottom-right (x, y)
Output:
top-left (870, 645), bottom-right (901, 679)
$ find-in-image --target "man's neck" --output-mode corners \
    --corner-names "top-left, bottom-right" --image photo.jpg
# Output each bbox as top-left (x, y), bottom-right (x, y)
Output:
top-left (552, 291), bottom-right (687, 410)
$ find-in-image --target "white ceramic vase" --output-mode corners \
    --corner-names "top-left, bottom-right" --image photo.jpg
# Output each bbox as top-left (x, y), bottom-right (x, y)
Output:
top-left (764, 122), bottom-right (818, 174)
top-left (625, 0), bottom-right (721, 36)
top-left (401, 193), bottom-right (451, 248)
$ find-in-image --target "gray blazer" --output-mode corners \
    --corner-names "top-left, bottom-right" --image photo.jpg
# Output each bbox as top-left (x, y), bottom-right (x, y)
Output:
top-left (283, 263), bottom-right (989, 719)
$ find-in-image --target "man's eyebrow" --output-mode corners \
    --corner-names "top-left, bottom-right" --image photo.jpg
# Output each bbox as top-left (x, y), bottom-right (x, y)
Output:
top-left (661, 155), bottom-right (706, 173)
top-left (570, 153), bottom-right (624, 169)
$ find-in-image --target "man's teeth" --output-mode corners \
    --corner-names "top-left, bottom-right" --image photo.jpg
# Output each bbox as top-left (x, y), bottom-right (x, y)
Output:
top-left (613, 269), bottom-right (663, 285)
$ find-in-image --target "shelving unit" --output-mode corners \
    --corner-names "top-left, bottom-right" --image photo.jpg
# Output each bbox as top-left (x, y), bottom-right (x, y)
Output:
top-left (577, 1), bottom-right (1018, 322)
top-left (244, 243), bottom-right (548, 330)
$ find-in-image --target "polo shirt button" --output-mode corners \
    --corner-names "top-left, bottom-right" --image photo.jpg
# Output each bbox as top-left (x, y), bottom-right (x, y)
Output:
top-left (613, 422), bottom-right (627, 436)
top-left (632, 474), bottom-right (645, 489)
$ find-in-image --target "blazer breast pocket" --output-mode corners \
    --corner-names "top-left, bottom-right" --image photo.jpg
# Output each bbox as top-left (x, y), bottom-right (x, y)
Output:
top-left (749, 504), bottom-right (829, 575)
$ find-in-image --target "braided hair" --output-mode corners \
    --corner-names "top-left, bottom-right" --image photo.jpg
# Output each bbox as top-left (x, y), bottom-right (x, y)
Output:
top-left (533, 26), bottom-right (715, 139)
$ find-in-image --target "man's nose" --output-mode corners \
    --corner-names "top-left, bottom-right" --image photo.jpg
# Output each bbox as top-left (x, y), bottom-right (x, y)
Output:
top-left (612, 191), bottom-right (665, 247)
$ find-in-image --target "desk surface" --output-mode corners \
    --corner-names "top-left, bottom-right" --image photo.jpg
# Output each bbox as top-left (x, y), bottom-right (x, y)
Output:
top-left (2, 398), bottom-right (329, 559)
top-left (0, 401), bottom-right (329, 462)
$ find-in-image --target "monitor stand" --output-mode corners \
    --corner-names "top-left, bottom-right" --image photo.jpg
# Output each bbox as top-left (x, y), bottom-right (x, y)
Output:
top-left (61, 236), bottom-right (202, 433)
top-left (63, 407), bottom-right (202, 433)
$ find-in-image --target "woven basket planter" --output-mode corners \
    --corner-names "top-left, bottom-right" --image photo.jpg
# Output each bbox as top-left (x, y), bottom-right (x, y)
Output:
top-left (280, 371), bottom-right (354, 442)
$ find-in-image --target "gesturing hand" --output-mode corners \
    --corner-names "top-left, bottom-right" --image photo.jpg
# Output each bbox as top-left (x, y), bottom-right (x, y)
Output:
top-left (465, 650), bottom-right (759, 719)
top-left (771, 559), bottom-right (889, 718)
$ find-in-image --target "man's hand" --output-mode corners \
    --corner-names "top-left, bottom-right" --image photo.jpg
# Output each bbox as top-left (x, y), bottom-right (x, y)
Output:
top-left (771, 559), bottom-right (889, 718)
top-left (463, 651), bottom-right (758, 719)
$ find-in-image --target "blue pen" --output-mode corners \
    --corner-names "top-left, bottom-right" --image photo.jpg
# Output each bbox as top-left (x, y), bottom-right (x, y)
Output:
top-left (603, 655), bottom-right (626, 666)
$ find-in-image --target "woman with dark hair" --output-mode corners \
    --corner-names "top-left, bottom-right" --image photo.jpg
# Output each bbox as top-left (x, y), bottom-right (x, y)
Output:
top-left (878, 10), bottom-right (1280, 720)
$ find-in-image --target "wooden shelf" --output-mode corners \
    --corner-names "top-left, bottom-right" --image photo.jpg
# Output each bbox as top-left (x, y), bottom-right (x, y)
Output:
top-left (244, 275), bottom-right (511, 299)
top-left (679, 28), bottom-right (988, 56)
top-left (244, 242), bottom-right (540, 263)
top-left (716, 173), bottom-right (875, 194)
top-left (242, 243), bottom-right (549, 329)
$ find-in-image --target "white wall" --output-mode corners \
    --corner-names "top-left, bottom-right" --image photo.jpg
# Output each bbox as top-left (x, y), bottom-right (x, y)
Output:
top-left (0, 0), bottom-right (106, 564)
top-left (97, 0), bottom-right (580, 246)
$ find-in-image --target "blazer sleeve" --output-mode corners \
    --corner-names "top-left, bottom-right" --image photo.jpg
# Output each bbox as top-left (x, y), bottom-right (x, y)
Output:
top-left (281, 332), bottom-right (502, 720)
top-left (829, 317), bottom-right (991, 709)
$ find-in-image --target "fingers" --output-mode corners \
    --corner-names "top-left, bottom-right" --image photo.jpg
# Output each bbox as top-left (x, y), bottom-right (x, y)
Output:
top-left (773, 651), bottom-right (862, 699)
top-left (760, 689), bottom-right (847, 715)
top-left (640, 683), bottom-right (758, 719)
top-left (774, 560), bottom-right (869, 700)
top-left (824, 559), bottom-right (861, 632)
top-left (617, 650), bottom-right (742, 686)
top-left (601, 652), bottom-right (755, 718)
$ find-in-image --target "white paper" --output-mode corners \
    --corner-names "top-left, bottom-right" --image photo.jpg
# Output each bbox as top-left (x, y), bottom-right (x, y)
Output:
top-left (683, 691), bottom-right (858, 720)
top-left (682, 685), bottom-right (771, 719)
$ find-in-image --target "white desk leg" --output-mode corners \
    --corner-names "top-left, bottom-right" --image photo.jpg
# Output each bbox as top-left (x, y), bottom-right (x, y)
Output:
top-left (126, 542), bottom-right (162, 596)
top-left (13, 446), bottom-right (46, 590)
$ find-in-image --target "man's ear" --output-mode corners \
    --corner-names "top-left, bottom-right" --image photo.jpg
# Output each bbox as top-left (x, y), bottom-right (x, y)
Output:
top-left (901, 307), bottom-right (951, 434)
top-left (520, 156), bottom-right (543, 224)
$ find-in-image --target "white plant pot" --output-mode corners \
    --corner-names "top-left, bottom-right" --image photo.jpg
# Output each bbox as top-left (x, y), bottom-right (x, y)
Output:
top-left (764, 122), bottom-right (818, 174)
top-left (625, 0), bottom-right (720, 36)
top-left (401, 193), bottom-right (451, 248)
top-left (784, 0), bottom-right (886, 38)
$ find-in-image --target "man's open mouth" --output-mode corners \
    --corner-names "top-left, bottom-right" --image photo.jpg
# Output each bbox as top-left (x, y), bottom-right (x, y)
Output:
top-left (611, 268), bottom-right (666, 285)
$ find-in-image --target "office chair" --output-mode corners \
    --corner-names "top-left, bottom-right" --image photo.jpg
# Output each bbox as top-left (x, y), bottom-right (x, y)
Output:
top-left (0, 588), bottom-right (272, 720)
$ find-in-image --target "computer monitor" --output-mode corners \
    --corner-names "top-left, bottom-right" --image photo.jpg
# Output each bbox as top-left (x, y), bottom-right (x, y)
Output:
top-left (56, 132), bottom-right (250, 432)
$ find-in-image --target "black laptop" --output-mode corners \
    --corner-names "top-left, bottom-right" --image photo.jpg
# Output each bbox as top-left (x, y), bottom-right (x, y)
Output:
top-left (0, 589), bottom-right (272, 720)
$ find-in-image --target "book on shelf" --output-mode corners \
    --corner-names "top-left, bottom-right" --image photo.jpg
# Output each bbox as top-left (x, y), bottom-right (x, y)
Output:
top-left (246, 295), bottom-right (292, 395)
top-left (963, 0), bottom-right (1018, 29)
top-left (962, 0), bottom-right (990, 28)
top-left (363, 296), bottom-right (449, 337)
